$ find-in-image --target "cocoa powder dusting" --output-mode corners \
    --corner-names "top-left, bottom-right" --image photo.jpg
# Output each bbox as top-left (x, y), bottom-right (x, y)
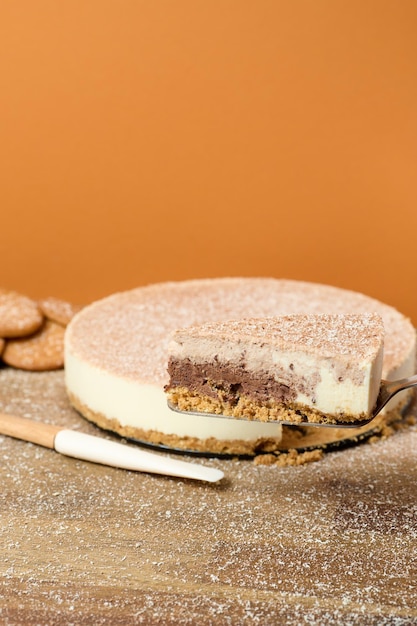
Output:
top-left (172, 313), bottom-right (385, 359)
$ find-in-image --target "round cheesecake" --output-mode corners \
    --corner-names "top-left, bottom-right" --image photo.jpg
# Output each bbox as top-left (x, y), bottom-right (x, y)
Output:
top-left (64, 278), bottom-right (416, 455)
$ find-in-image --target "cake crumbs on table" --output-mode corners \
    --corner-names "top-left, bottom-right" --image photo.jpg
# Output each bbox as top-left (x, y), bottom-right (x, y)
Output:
top-left (253, 448), bottom-right (325, 466)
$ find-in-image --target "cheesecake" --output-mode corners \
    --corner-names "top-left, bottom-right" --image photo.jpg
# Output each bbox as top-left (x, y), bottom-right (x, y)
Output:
top-left (165, 314), bottom-right (385, 425)
top-left (64, 278), bottom-right (416, 455)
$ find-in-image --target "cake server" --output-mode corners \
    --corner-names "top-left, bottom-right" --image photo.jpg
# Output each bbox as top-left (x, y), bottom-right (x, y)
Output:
top-left (0, 413), bottom-right (224, 482)
top-left (168, 374), bottom-right (417, 429)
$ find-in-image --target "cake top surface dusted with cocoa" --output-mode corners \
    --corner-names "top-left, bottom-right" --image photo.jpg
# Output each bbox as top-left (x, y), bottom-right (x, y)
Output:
top-left (65, 278), bottom-right (416, 385)
top-left (170, 314), bottom-right (385, 361)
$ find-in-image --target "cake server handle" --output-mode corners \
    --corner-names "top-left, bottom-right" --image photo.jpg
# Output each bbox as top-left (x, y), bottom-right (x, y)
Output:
top-left (0, 413), bottom-right (224, 483)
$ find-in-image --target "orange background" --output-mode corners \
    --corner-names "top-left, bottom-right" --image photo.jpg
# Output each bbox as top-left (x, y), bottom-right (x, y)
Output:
top-left (1, 1), bottom-right (417, 323)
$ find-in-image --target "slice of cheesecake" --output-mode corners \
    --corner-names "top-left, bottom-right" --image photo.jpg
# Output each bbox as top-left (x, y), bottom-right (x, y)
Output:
top-left (165, 314), bottom-right (385, 425)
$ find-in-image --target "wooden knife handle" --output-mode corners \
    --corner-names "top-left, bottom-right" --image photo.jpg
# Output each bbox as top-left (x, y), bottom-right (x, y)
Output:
top-left (0, 413), bottom-right (62, 449)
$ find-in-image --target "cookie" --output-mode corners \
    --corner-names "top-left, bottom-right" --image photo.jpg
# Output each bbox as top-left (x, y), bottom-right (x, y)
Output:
top-left (0, 289), bottom-right (44, 338)
top-left (39, 296), bottom-right (83, 327)
top-left (0, 337), bottom-right (4, 356)
top-left (2, 320), bottom-right (65, 371)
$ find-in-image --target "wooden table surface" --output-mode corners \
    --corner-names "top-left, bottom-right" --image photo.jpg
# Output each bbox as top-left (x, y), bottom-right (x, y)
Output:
top-left (1, 367), bottom-right (416, 625)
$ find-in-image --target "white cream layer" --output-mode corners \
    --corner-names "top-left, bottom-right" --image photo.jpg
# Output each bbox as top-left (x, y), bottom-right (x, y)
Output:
top-left (65, 350), bottom-right (283, 441)
top-left (271, 350), bottom-right (384, 416)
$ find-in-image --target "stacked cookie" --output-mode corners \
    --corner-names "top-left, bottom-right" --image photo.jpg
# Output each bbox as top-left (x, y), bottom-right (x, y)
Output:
top-left (0, 289), bottom-right (82, 371)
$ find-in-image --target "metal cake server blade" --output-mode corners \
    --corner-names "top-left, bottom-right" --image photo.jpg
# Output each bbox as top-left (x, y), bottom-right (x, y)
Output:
top-left (168, 374), bottom-right (417, 429)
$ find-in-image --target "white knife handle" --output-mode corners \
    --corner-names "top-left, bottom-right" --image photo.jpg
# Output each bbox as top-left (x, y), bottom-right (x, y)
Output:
top-left (54, 429), bottom-right (224, 482)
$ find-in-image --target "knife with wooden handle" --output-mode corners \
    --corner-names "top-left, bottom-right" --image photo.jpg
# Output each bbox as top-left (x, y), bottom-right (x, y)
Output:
top-left (0, 413), bottom-right (224, 482)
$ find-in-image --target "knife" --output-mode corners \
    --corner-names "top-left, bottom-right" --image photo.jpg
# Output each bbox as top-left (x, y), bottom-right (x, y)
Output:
top-left (0, 412), bottom-right (224, 483)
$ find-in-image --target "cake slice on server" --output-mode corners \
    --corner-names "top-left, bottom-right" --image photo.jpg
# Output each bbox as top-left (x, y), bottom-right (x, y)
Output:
top-left (165, 314), bottom-right (385, 425)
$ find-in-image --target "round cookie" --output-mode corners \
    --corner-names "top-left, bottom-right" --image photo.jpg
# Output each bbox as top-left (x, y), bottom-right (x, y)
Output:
top-left (65, 278), bottom-right (416, 456)
top-left (0, 337), bottom-right (5, 356)
top-left (0, 289), bottom-right (44, 338)
top-left (3, 320), bottom-right (65, 371)
top-left (39, 297), bottom-right (83, 327)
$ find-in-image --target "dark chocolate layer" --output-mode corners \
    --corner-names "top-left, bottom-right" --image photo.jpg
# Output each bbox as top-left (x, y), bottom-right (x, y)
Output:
top-left (166, 357), bottom-right (298, 405)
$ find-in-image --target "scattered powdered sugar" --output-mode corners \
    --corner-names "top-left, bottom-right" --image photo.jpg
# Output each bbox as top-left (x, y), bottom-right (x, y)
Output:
top-left (66, 278), bottom-right (415, 386)
top-left (0, 367), bottom-right (416, 624)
